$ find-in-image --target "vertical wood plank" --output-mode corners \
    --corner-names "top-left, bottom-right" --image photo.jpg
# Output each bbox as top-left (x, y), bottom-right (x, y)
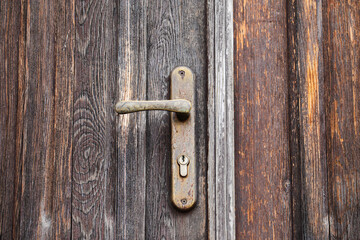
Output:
top-left (323, 1), bottom-right (360, 238)
top-left (116, 0), bottom-right (147, 239)
top-left (207, 0), bottom-right (236, 239)
top-left (3, 1), bottom-right (75, 238)
top-left (288, 0), bottom-right (330, 238)
top-left (12, 0), bottom-right (27, 238)
top-left (145, 0), bottom-right (208, 239)
top-left (0, 1), bottom-right (21, 239)
top-left (52, 1), bottom-right (75, 239)
top-left (13, 1), bottom-right (58, 238)
top-left (233, 0), bottom-right (292, 238)
top-left (72, 0), bottom-right (117, 238)
top-left (286, 0), bottom-right (303, 238)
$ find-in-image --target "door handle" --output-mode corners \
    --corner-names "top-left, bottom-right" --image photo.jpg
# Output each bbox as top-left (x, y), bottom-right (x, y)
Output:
top-left (115, 99), bottom-right (191, 114)
top-left (114, 66), bottom-right (197, 211)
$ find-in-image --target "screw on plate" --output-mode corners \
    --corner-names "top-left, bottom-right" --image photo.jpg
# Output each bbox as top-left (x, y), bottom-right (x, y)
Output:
top-left (178, 70), bottom-right (185, 78)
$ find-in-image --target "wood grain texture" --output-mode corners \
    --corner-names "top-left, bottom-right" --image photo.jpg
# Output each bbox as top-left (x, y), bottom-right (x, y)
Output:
top-left (1, 1), bottom-right (75, 239)
top-left (116, 0), bottom-right (147, 239)
top-left (323, 1), bottom-right (360, 239)
top-left (286, 0), bottom-right (303, 238)
top-left (15, 1), bottom-right (57, 239)
top-left (52, 1), bottom-right (75, 238)
top-left (0, 1), bottom-right (21, 239)
top-left (207, 0), bottom-right (235, 239)
top-left (0, 1), bottom-right (74, 239)
top-left (2, 0), bottom-right (208, 239)
top-left (234, 0), bottom-right (292, 238)
top-left (72, 0), bottom-right (117, 239)
top-left (12, 1), bottom-right (27, 238)
top-left (235, 0), bottom-right (360, 238)
top-left (287, 0), bottom-right (330, 239)
top-left (145, 0), bottom-right (208, 239)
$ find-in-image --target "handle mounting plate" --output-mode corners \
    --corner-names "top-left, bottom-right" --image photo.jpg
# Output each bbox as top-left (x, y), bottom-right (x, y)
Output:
top-left (171, 66), bottom-right (197, 211)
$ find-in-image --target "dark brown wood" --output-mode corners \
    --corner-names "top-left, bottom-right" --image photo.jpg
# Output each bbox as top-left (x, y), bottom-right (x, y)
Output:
top-left (3, 0), bottom-right (360, 238)
top-left (287, 0), bottom-right (330, 239)
top-left (72, 0), bottom-right (117, 238)
top-left (12, 1), bottom-right (27, 238)
top-left (0, 1), bottom-right (21, 239)
top-left (52, 1), bottom-right (75, 238)
top-left (2, 1), bottom-right (209, 239)
top-left (17, 1), bottom-right (55, 239)
top-left (286, 0), bottom-right (303, 238)
top-left (234, 0), bottom-right (360, 239)
top-left (323, 1), bottom-right (360, 239)
top-left (234, 0), bottom-right (292, 238)
top-left (1, 1), bottom-right (75, 239)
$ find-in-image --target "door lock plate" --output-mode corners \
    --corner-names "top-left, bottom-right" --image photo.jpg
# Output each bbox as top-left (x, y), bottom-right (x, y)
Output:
top-left (171, 66), bottom-right (197, 211)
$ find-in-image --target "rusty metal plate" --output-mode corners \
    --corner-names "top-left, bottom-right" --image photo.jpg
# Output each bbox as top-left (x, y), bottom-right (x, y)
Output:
top-left (171, 66), bottom-right (196, 211)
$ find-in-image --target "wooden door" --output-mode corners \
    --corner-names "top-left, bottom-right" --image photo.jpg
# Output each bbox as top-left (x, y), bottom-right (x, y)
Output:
top-left (1, 0), bottom-right (212, 239)
top-left (2, 0), bottom-right (360, 240)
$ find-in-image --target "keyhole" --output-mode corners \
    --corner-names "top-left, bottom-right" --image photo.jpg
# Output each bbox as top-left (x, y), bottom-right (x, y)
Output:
top-left (177, 155), bottom-right (189, 177)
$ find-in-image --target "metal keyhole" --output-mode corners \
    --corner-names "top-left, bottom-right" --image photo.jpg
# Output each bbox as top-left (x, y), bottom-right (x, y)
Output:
top-left (177, 155), bottom-right (190, 177)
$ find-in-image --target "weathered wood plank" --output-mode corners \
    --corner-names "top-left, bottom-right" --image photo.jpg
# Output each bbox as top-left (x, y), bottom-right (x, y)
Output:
top-left (233, 0), bottom-right (292, 238)
top-left (12, 1), bottom-right (27, 238)
top-left (145, 0), bottom-right (208, 239)
top-left (323, 1), bottom-right (360, 239)
top-left (1, 0), bottom-right (72, 238)
top-left (72, 0), bottom-right (117, 238)
top-left (288, 0), bottom-right (330, 238)
top-left (286, 0), bottom-right (303, 238)
top-left (52, 1), bottom-right (75, 239)
top-left (207, 0), bottom-right (235, 239)
top-left (116, 0), bottom-right (147, 239)
top-left (0, 1), bottom-right (21, 239)
top-left (13, 1), bottom-right (60, 238)
top-left (2, 1), bottom-right (74, 239)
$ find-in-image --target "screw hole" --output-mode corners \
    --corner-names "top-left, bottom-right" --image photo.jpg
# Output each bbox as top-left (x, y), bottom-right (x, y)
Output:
top-left (178, 70), bottom-right (185, 77)
top-left (181, 199), bottom-right (187, 205)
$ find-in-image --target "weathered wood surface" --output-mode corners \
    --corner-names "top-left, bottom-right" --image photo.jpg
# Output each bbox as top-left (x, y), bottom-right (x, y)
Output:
top-left (72, 0), bottom-right (117, 239)
top-left (323, 1), bottom-right (360, 239)
top-left (234, 0), bottom-right (292, 239)
top-left (116, 0), bottom-right (147, 239)
top-left (234, 0), bottom-right (360, 239)
top-left (1, 0), bottom-right (208, 239)
top-left (144, 0), bottom-right (208, 239)
top-left (288, 0), bottom-right (329, 239)
top-left (0, 1), bottom-right (21, 239)
top-left (207, 0), bottom-right (235, 239)
top-left (0, 1), bottom-right (74, 239)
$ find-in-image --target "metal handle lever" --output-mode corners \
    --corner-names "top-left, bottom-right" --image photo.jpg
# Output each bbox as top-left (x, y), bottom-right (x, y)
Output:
top-left (114, 99), bottom-right (191, 114)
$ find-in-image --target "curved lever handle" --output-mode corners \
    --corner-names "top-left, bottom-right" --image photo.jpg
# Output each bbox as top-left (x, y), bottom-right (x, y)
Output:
top-left (114, 99), bottom-right (191, 114)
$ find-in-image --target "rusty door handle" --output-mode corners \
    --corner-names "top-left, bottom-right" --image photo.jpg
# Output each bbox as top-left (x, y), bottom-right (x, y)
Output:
top-left (114, 99), bottom-right (191, 114)
top-left (114, 66), bottom-right (197, 211)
